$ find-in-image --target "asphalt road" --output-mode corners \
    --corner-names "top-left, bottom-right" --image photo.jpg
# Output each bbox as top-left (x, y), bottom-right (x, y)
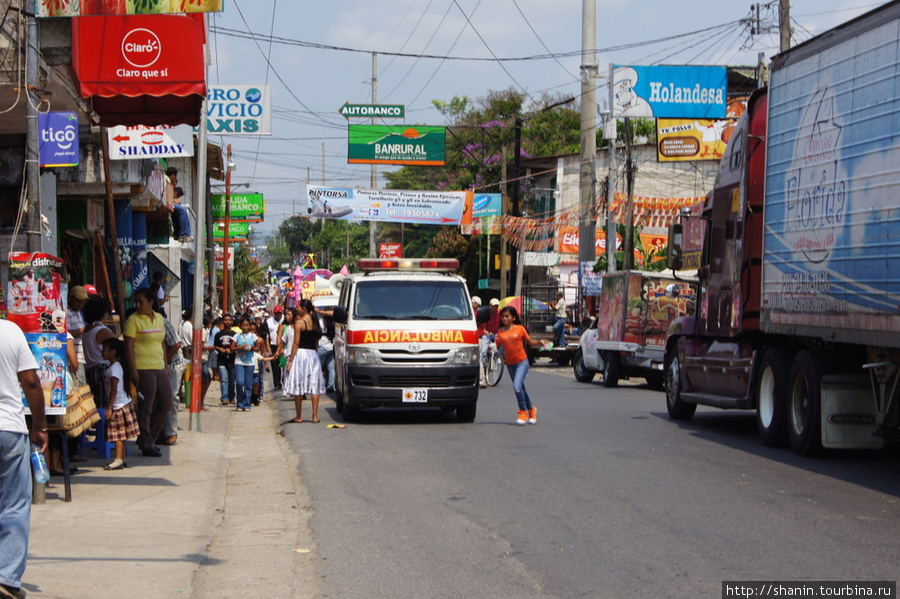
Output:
top-left (276, 363), bottom-right (900, 599)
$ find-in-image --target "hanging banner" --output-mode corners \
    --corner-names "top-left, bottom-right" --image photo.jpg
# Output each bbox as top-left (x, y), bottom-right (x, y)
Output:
top-left (38, 112), bottom-right (79, 167)
top-left (7, 253), bottom-right (67, 334)
top-left (210, 193), bottom-right (265, 222)
top-left (305, 185), bottom-right (466, 225)
top-left (348, 125), bottom-right (446, 166)
top-left (612, 65), bottom-right (727, 119)
top-left (37, 0), bottom-right (223, 17)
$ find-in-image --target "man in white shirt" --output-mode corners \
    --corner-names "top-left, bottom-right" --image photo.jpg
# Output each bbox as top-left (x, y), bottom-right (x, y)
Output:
top-left (265, 306), bottom-right (284, 389)
top-left (0, 320), bottom-right (47, 599)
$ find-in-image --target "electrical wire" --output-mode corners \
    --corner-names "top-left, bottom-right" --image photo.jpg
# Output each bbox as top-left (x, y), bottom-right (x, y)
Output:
top-left (510, 0), bottom-right (579, 81)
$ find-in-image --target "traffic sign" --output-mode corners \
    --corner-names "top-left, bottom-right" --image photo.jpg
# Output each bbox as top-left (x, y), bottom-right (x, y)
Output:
top-left (339, 103), bottom-right (405, 119)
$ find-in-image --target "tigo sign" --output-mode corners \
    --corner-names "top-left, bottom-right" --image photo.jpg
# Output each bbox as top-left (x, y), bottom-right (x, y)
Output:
top-left (38, 112), bottom-right (79, 167)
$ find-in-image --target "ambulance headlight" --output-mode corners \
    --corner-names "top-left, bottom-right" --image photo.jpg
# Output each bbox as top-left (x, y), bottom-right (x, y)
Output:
top-left (348, 347), bottom-right (377, 364)
top-left (452, 347), bottom-right (479, 365)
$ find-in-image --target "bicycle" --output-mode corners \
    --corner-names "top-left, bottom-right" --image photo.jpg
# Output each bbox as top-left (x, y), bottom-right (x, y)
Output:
top-left (483, 338), bottom-right (504, 387)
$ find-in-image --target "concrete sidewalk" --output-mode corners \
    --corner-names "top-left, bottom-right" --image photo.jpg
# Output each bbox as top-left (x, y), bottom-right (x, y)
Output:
top-left (25, 388), bottom-right (319, 599)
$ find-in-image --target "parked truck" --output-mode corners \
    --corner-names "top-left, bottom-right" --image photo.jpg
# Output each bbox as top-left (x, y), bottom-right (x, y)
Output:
top-left (573, 270), bottom-right (696, 388)
top-left (664, 1), bottom-right (900, 455)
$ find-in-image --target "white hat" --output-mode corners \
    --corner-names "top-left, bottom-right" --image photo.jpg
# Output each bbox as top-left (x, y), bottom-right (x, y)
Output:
top-left (489, 298), bottom-right (500, 306)
top-left (471, 295), bottom-right (482, 306)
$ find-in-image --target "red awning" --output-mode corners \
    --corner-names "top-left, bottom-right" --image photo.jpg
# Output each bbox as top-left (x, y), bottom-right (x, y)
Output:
top-left (72, 15), bottom-right (206, 127)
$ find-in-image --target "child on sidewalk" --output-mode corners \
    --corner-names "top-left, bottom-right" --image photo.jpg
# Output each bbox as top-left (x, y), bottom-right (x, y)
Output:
top-left (496, 306), bottom-right (547, 425)
top-left (102, 338), bottom-right (140, 470)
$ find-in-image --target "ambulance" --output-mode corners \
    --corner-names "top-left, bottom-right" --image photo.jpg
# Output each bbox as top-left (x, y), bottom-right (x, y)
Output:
top-left (330, 259), bottom-right (480, 422)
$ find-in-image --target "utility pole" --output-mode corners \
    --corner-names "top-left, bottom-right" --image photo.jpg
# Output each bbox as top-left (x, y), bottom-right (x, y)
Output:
top-left (622, 118), bottom-right (636, 270)
top-left (223, 144), bottom-right (233, 314)
top-left (578, 0), bottom-right (598, 282)
top-left (369, 52), bottom-right (377, 258)
top-left (25, 14), bottom-right (40, 253)
top-left (500, 147), bottom-right (508, 299)
top-left (606, 63), bottom-right (618, 273)
top-left (779, 0), bottom-right (791, 52)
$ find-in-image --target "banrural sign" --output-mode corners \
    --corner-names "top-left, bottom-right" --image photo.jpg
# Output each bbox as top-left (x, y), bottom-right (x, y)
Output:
top-left (204, 85), bottom-right (272, 135)
top-left (210, 193), bottom-right (265, 222)
top-left (348, 125), bottom-right (446, 166)
top-left (339, 103), bottom-right (405, 119)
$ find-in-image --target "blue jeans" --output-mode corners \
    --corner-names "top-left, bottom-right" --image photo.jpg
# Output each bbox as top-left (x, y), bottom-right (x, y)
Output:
top-left (0, 432), bottom-right (31, 590)
top-left (317, 346), bottom-right (335, 390)
top-left (172, 203), bottom-right (191, 238)
top-left (234, 364), bottom-right (255, 410)
top-left (553, 317), bottom-right (567, 348)
top-left (218, 363), bottom-right (235, 403)
top-left (506, 359), bottom-right (533, 411)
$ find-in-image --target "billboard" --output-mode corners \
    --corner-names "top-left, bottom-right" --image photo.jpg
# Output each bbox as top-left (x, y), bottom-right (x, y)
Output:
top-left (612, 65), bottom-right (727, 119)
top-left (656, 98), bottom-right (747, 162)
top-left (348, 125), bottom-right (446, 166)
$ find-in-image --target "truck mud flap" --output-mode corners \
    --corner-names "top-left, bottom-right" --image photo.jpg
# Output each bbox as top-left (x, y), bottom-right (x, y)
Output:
top-left (820, 374), bottom-right (883, 450)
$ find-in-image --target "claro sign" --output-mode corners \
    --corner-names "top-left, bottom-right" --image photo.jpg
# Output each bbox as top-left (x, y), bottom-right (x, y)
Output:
top-left (203, 86), bottom-right (273, 135)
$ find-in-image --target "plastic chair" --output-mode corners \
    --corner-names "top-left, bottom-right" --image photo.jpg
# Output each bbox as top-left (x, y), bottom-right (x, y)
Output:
top-left (79, 409), bottom-right (128, 460)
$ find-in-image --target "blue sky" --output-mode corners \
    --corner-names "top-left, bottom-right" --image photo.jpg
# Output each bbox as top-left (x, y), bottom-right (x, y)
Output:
top-left (205, 0), bottom-right (882, 237)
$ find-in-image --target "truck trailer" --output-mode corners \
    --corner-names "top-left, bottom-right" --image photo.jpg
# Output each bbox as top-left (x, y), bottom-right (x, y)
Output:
top-left (664, 1), bottom-right (900, 455)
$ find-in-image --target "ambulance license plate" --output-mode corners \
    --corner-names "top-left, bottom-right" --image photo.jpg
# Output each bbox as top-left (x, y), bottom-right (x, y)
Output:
top-left (402, 388), bottom-right (428, 403)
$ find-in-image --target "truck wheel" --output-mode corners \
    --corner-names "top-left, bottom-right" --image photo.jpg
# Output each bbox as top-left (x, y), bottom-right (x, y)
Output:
top-left (665, 352), bottom-right (696, 420)
top-left (573, 350), bottom-right (596, 383)
top-left (342, 401), bottom-right (361, 423)
top-left (457, 403), bottom-right (477, 422)
top-left (602, 352), bottom-right (621, 388)
top-left (788, 350), bottom-right (824, 456)
top-left (755, 348), bottom-right (791, 447)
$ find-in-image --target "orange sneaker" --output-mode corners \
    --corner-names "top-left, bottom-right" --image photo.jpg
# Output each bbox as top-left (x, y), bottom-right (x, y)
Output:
top-left (516, 410), bottom-right (528, 425)
top-left (527, 406), bottom-right (537, 424)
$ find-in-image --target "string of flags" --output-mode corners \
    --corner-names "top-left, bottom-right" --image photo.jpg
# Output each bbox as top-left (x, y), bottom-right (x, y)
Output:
top-left (472, 194), bottom-right (705, 249)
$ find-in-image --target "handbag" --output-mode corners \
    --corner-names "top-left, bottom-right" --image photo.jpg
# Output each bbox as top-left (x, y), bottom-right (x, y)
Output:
top-left (278, 355), bottom-right (287, 369)
top-left (61, 385), bottom-right (101, 438)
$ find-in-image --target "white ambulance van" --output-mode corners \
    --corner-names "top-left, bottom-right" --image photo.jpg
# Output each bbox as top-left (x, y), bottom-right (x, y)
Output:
top-left (331, 259), bottom-right (480, 422)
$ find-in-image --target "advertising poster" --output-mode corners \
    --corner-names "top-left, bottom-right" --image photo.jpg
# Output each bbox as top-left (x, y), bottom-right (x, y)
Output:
top-left (6, 253), bottom-right (67, 334)
top-left (26, 333), bottom-right (68, 415)
top-left (306, 185), bottom-right (466, 226)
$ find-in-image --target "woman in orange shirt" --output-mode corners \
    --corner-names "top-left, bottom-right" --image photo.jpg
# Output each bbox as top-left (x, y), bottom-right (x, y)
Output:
top-left (496, 306), bottom-right (547, 425)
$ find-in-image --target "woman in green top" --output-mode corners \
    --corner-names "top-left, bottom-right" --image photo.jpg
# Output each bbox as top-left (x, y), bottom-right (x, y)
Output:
top-left (124, 288), bottom-right (174, 458)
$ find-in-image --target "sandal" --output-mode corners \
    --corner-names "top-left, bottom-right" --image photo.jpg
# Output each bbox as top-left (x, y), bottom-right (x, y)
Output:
top-left (290, 417), bottom-right (303, 423)
top-left (311, 419), bottom-right (320, 423)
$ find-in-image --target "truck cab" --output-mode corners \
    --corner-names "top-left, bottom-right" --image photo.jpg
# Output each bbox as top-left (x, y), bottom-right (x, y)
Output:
top-left (331, 259), bottom-right (480, 422)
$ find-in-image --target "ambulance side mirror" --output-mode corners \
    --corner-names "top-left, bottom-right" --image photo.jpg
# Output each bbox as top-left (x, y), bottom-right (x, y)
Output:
top-left (476, 305), bottom-right (491, 325)
top-left (332, 306), bottom-right (347, 325)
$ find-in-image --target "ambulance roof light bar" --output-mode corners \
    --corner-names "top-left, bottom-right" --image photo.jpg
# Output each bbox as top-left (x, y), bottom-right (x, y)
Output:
top-left (358, 259), bottom-right (459, 273)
